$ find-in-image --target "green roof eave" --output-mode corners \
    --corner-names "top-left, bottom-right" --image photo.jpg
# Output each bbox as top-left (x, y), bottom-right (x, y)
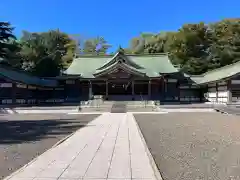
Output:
top-left (191, 61), bottom-right (240, 85)
top-left (196, 74), bottom-right (237, 85)
top-left (0, 66), bottom-right (58, 87)
top-left (54, 74), bottom-right (81, 80)
top-left (64, 52), bottom-right (180, 78)
top-left (128, 54), bottom-right (179, 74)
top-left (64, 56), bottom-right (112, 76)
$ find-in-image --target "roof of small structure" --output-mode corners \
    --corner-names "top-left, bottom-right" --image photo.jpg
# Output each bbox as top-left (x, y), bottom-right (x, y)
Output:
top-left (0, 65), bottom-right (58, 87)
top-left (190, 61), bottom-right (240, 85)
top-left (64, 51), bottom-right (179, 78)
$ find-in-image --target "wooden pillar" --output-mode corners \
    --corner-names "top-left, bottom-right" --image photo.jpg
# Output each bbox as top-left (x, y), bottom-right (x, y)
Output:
top-left (12, 82), bottom-right (16, 105)
top-left (75, 79), bottom-right (80, 99)
top-left (132, 80), bottom-right (134, 95)
top-left (63, 81), bottom-right (66, 102)
top-left (26, 85), bottom-right (29, 104)
top-left (89, 81), bottom-right (92, 99)
top-left (206, 84), bottom-right (209, 102)
top-left (177, 81), bottom-right (180, 102)
top-left (199, 87), bottom-right (202, 102)
top-left (161, 77), bottom-right (165, 101)
top-left (53, 87), bottom-right (56, 104)
top-left (148, 80), bottom-right (151, 97)
top-left (35, 87), bottom-right (39, 105)
top-left (79, 80), bottom-right (82, 98)
top-left (227, 80), bottom-right (232, 103)
top-left (106, 80), bottom-right (108, 97)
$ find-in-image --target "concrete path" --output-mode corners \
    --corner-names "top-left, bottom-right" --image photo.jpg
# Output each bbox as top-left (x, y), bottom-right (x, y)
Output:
top-left (5, 113), bottom-right (157, 180)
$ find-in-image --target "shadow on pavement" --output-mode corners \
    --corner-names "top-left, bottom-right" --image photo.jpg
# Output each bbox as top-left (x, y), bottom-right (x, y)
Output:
top-left (0, 119), bottom-right (89, 144)
top-left (0, 114), bottom-right (100, 180)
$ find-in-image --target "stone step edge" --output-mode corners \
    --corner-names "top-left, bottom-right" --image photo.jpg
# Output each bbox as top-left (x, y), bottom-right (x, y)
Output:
top-left (128, 113), bottom-right (163, 180)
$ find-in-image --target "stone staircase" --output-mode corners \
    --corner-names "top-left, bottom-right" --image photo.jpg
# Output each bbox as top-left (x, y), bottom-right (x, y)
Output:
top-left (78, 97), bottom-right (113, 112)
top-left (126, 100), bottom-right (158, 112)
top-left (78, 96), bottom-right (157, 112)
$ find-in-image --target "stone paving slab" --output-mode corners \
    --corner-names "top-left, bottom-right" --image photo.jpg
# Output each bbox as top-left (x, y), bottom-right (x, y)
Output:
top-left (5, 113), bottom-right (158, 180)
top-left (0, 114), bottom-right (100, 180)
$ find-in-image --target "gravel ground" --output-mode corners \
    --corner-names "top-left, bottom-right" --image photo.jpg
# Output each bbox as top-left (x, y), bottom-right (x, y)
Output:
top-left (0, 113), bottom-right (100, 180)
top-left (134, 112), bottom-right (240, 180)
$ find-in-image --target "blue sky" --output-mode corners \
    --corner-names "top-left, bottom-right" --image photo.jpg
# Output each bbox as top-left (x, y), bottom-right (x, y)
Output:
top-left (1, 0), bottom-right (240, 52)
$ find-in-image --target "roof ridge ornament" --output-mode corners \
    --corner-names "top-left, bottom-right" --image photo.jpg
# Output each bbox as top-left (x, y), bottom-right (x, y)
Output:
top-left (117, 46), bottom-right (125, 54)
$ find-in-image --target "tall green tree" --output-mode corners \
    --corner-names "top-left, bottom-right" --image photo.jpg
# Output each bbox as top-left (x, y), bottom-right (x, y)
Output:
top-left (208, 19), bottom-right (240, 69)
top-left (82, 36), bottom-right (111, 55)
top-left (144, 32), bottom-right (173, 54)
top-left (126, 26), bottom-right (212, 74)
top-left (126, 20), bottom-right (240, 75)
top-left (129, 36), bottom-right (144, 54)
top-left (0, 22), bottom-right (18, 64)
top-left (167, 22), bottom-right (212, 74)
top-left (127, 33), bottom-right (155, 54)
top-left (19, 30), bottom-right (77, 76)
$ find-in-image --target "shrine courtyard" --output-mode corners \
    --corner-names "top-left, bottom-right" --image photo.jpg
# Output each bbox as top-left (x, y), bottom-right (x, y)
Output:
top-left (0, 113), bottom-right (100, 179)
top-left (0, 111), bottom-right (240, 180)
top-left (135, 112), bottom-right (240, 180)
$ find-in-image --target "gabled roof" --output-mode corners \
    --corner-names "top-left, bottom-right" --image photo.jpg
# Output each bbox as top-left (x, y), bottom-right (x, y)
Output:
top-left (64, 51), bottom-right (179, 78)
top-left (94, 61), bottom-right (146, 77)
top-left (0, 66), bottom-right (58, 87)
top-left (190, 61), bottom-right (240, 85)
top-left (98, 51), bottom-right (144, 70)
top-left (64, 50), bottom-right (240, 84)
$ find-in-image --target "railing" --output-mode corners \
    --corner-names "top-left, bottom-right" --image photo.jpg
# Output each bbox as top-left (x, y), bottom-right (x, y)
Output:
top-left (78, 96), bottom-right (101, 111)
top-left (90, 95), bottom-right (104, 108)
top-left (154, 98), bottom-right (161, 106)
top-left (140, 93), bottom-right (147, 108)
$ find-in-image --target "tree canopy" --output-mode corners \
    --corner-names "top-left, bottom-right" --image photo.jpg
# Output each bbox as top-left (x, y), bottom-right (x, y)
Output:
top-left (1, 18), bottom-right (240, 76)
top-left (82, 36), bottom-right (111, 55)
top-left (0, 22), bottom-right (18, 64)
top-left (123, 18), bottom-right (240, 74)
top-left (18, 30), bottom-right (77, 77)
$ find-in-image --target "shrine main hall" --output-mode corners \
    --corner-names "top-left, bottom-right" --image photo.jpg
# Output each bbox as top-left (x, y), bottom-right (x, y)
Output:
top-left (0, 50), bottom-right (239, 105)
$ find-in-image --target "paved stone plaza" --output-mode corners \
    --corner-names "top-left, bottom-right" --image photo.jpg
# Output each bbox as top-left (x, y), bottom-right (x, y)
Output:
top-left (0, 114), bottom-right (100, 180)
top-left (5, 113), bottom-right (158, 180)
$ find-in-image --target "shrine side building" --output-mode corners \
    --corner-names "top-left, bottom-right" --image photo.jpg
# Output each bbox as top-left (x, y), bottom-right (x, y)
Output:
top-left (0, 51), bottom-right (240, 106)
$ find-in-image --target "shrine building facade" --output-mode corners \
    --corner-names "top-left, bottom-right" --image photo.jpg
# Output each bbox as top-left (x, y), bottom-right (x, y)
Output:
top-left (0, 51), bottom-right (240, 106)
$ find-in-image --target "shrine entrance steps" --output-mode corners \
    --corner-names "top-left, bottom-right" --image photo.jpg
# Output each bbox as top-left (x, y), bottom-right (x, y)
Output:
top-left (111, 102), bottom-right (127, 113)
top-left (78, 99), bottom-right (157, 113)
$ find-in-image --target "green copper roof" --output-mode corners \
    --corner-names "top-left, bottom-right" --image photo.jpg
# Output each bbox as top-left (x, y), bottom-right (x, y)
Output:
top-left (64, 52), bottom-right (179, 78)
top-left (94, 61), bottom-right (146, 77)
top-left (127, 55), bottom-right (178, 74)
top-left (0, 66), bottom-right (58, 87)
top-left (189, 75), bottom-right (204, 84)
top-left (65, 51), bottom-right (240, 84)
top-left (98, 52), bottom-right (144, 70)
top-left (190, 61), bottom-right (240, 85)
